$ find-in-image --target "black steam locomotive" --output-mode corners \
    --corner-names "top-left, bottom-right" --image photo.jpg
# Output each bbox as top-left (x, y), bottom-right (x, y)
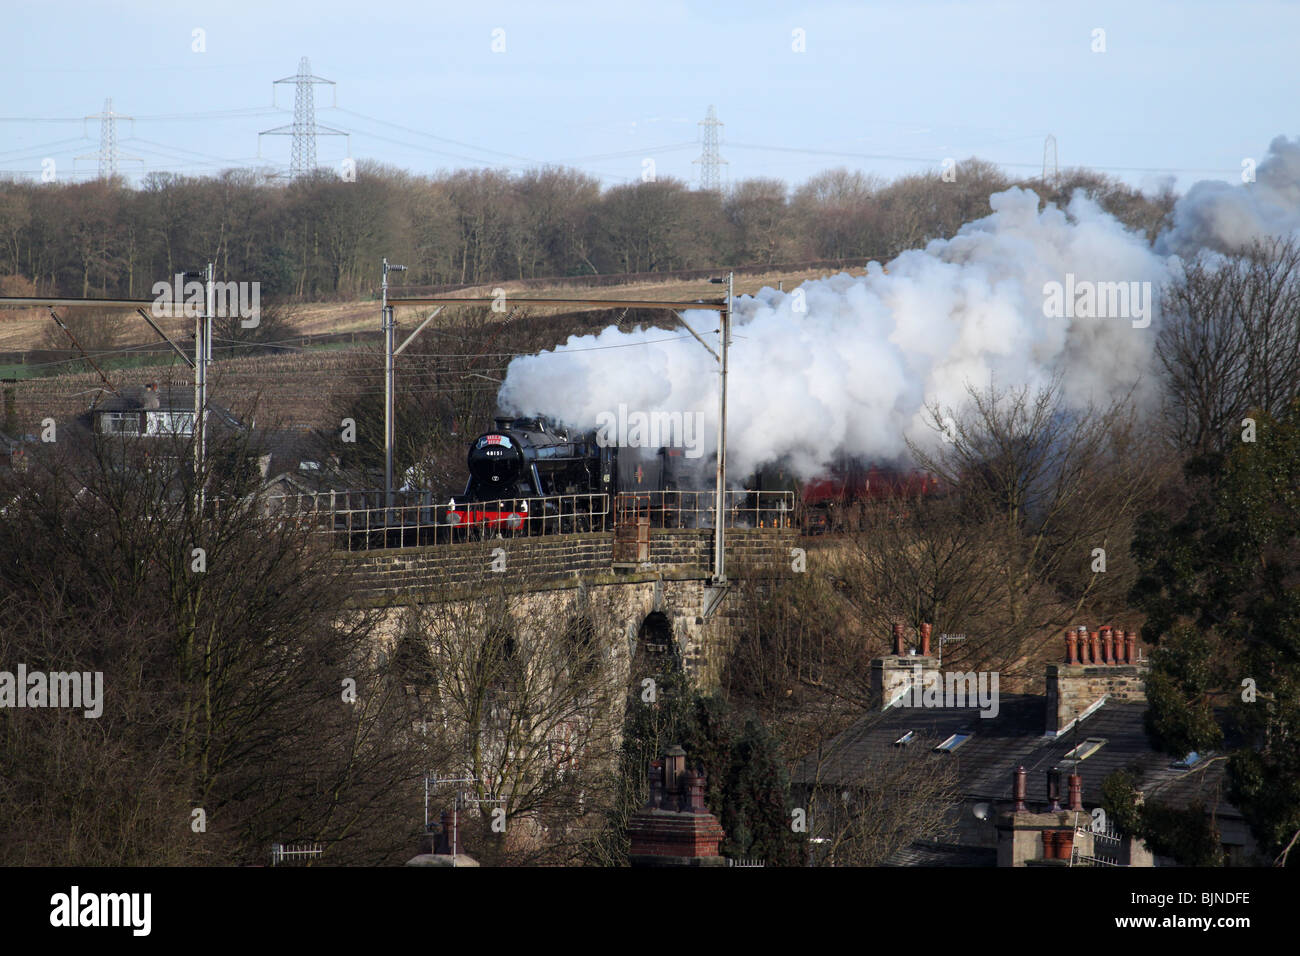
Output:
top-left (448, 417), bottom-right (673, 532)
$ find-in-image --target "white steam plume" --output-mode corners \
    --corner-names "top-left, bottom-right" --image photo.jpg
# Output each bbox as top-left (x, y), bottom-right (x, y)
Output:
top-left (1158, 135), bottom-right (1300, 256)
top-left (498, 138), bottom-right (1300, 480)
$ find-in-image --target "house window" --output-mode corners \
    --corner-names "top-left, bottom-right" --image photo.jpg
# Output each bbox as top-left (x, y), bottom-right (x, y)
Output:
top-left (101, 412), bottom-right (140, 435)
top-left (1064, 738), bottom-right (1107, 761)
top-left (146, 411), bottom-right (193, 437)
top-left (934, 731), bottom-right (973, 753)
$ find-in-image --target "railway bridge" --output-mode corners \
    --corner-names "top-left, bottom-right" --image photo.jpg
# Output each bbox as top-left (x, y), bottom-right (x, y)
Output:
top-left (317, 497), bottom-right (800, 688)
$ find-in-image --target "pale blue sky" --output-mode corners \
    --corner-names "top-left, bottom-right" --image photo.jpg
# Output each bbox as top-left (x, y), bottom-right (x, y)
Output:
top-left (1, 0), bottom-right (1294, 192)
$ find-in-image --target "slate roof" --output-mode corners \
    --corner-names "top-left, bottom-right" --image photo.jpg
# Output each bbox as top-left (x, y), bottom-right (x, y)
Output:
top-left (250, 426), bottom-right (342, 493)
top-left (94, 383), bottom-right (196, 414)
top-left (883, 842), bottom-right (998, 867)
top-left (793, 696), bottom-right (1230, 815)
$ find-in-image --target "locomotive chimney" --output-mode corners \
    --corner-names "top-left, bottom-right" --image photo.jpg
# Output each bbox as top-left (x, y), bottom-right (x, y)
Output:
top-left (493, 416), bottom-right (513, 431)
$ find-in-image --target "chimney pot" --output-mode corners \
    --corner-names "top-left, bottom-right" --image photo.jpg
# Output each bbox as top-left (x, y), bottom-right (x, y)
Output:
top-left (663, 745), bottom-right (686, 803)
top-left (684, 769), bottom-right (709, 812)
top-left (436, 807), bottom-right (458, 855)
top-left (1065, 629), bottom-right (1078, 665)
top-left (647, 758), bottom-right (664, 809)
top-left (1013, 766), bottom-right (1028, 813)
top-left (1087, 630), bottom-right (1100, 665)
top-left (1124, 630), bottom-right (1136, 665)
top-left (1067, 773), bottom-right (1083, 812)
top-left (1057, 829), bottom-right (1075, 861)
top-left (1046, 768), bottom-right (1062, 812)
top-left (1106, 629), bottom-right (1118, 665)
top-left (1042, 830), bottom-right (1059, 859)
top-left (892, 622), bottom-right (905, 656)
top-left (920, 622), bottom-right (932, 657)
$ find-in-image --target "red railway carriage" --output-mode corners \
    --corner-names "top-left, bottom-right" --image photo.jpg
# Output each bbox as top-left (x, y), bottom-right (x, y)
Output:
top-left (798, 464), bottom-right (941, 533)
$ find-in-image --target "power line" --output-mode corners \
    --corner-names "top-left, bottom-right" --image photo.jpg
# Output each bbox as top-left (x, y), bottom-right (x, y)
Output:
top-left (725, 140), bottom-right (1241, 176)
top-left (329, 107), bottom-right (538, 164)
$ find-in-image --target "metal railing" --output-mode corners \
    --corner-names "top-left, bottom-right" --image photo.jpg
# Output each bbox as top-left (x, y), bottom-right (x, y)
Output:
top-left (255, 490), bottom-right (610, 552)
top-left (614, 489), bottom-right (797, 530)
top-left (245, 488), bottom-right (796, 553)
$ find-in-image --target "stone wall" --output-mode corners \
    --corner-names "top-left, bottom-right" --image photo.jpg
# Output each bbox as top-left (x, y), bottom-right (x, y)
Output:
top-left (344, 527), bottom-right (798, 689)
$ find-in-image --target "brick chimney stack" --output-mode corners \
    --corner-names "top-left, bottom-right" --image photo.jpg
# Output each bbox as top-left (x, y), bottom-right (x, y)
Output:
top-left (1045, 625), bottom-right (1148, 735)
top-left (627, 745), bottom-right (727, 866)
top-left (871, 622), bottom-right (940, 710)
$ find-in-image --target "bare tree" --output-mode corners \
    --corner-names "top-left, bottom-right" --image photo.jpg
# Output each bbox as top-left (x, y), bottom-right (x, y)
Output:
top-left (395, 573), bottom-right (625, 865)
top-left (899, 379), bottom-right (1166, 678)
top-left (1158, 237), bottom-right (1300, 455)
top-left (799, 715), bottom-right (961, 866)
top-left (0, 420), bottom-right (429, 865)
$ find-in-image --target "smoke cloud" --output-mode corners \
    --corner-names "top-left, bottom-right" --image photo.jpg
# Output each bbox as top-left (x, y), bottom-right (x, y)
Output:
top-left (1158, 135), bottom-right (1300, 256)
top-left (499, 138), bottom-right (1300, 480)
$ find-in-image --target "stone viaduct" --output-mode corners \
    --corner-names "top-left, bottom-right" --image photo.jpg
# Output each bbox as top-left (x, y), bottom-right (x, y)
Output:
top-left (336, 526), bottom-right (800, 689)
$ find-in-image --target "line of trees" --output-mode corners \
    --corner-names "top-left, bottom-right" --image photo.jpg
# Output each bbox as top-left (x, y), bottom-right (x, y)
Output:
top-left (0, 160), bottom-right (1173, 300)
top-left (0, 422), bottom-right (432, 865)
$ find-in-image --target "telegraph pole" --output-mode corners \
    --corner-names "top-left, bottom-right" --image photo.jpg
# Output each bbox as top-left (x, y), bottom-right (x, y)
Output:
top-left (190, 264), bottom-right (212, 509)
top-left (382, 258), bottom-right (406, 511)
top-left (712, 271), bottom-right (732, 587)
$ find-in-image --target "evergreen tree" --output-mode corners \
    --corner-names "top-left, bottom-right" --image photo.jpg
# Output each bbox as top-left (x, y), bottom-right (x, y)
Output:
top-left (1130, 401), bottom-right (1300, 863)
